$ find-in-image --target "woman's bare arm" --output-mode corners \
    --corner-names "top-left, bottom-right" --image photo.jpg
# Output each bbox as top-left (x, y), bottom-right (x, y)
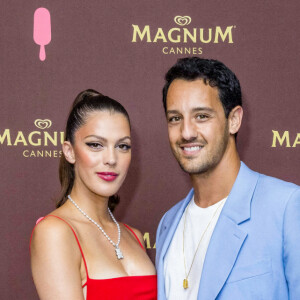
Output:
top-left (30, 217), bottom-right (85, 300)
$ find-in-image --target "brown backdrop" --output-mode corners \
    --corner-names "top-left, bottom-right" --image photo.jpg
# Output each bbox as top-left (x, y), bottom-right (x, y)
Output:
top-left (1, 0), bottom-right (299, 298)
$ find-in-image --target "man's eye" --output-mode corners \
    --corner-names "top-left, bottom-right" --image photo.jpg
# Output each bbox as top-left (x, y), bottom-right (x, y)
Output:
top-left (86, 142), bottom-right (103, 149)
top-left (196, 114), bottom-right (208, 120)
top-left (117, 144), bottom-right (131, 151)
top-left (168, 116), bottom-right (181, 123)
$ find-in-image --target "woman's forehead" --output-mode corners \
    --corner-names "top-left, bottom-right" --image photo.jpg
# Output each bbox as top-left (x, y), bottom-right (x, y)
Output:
top-left (76, 111), bottom-right (130, 140)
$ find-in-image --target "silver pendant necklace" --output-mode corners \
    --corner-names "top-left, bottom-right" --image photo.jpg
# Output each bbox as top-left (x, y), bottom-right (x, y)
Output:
top-left (68, 195), bottom-right (124, 260)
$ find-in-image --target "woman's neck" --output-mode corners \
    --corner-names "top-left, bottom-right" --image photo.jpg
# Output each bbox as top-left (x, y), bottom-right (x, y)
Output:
top-left (68, 185), bottom-right (112, 225)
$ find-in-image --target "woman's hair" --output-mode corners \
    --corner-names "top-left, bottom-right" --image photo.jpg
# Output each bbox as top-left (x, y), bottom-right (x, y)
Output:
top-left (57, 89), bottom-right (130, 211)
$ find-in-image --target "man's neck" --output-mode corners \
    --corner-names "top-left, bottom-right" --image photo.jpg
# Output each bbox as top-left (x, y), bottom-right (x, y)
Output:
top-left (191, 148), bottom-right (241, 208)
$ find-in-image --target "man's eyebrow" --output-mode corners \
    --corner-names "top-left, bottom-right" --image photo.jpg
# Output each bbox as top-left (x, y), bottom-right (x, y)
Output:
top-left (166, 107), bottom-right (215, 115)
top-left (191, 107), bottom-right (215, 113)
top-left (118, 136), bottom-right (131, 142)
top-left (166, 110), bottom-right (181, 115)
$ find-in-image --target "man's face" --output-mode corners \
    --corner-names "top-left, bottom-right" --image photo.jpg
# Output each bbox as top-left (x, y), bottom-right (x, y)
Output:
top-left (166, 79), bottom-right (230, 175)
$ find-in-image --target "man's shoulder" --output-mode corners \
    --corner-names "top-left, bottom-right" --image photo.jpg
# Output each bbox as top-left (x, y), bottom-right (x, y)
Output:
top-left (257, 172), bottom-right (300, 194)
top-left (242, 162), bottom-right (299, 194)
top-left (251, 169), bottom-right (300, 209)
top-left (158, 189), bottom-right (193, 227)
top-left (164, 198), bottom-right (187, 218)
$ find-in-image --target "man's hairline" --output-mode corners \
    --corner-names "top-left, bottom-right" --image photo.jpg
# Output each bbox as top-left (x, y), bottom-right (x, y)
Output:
top-left (164, 78), bottom-right (229, 119)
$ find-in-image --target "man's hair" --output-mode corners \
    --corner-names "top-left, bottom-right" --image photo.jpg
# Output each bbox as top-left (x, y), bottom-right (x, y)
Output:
top-left (162, 57), bottom-right (242, 117)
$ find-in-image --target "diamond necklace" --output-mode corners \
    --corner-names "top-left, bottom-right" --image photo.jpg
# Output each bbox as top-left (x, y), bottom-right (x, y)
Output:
top-left (67, 195), bottom-right (124, 260)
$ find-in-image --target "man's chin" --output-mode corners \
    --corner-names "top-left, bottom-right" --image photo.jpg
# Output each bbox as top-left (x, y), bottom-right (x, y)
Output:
top-left (178, 163), bottom-right (203, 174)
top-left (177, 159), bottom-right (213, 175)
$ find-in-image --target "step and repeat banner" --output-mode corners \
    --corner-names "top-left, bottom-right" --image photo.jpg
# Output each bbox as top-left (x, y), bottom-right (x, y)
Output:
top-left (1, 1), bottom-right (299, 298)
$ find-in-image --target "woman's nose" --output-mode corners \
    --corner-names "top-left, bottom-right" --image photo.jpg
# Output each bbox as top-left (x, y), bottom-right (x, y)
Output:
top-left (104, 147), bottom-right (117, 166)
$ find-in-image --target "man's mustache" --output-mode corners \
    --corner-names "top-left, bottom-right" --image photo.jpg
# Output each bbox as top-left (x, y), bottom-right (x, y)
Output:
top-left (176, 137), bottom-right (207, 146)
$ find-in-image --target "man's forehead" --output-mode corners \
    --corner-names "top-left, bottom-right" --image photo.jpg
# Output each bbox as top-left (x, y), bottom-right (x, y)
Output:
top-left (168, 77), bottom-right (216, 89)
top-left (167, 79), bottom-right (221, 110)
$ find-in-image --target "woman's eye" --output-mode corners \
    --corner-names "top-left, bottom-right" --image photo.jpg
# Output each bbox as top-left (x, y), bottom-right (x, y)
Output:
top-left (118, 144), bottom-right (131, 151)
top-left (86, 142), bottom-right (103, 149)
top-left (168, 116), bottom-right (181, 123)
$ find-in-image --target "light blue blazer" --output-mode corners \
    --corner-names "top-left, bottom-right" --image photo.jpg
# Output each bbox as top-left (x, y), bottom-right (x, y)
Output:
top-left (156, 162), bottom-right (300, 300)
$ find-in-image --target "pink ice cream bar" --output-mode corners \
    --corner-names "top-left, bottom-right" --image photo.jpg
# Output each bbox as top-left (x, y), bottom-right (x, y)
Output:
top-left (33, 8), bottom-right (51, 61)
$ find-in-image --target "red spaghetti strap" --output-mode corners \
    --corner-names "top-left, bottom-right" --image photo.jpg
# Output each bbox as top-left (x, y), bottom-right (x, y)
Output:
top-left (30, 217), bottom-right (46, 249)
top-left (123, 224), bottom-right (145, 250)
top-left (30, 215), bottom-right (89, 281)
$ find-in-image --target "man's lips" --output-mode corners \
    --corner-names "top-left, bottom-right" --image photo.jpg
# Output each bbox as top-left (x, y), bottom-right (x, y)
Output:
top-left (96, 172), bottom-right (119, 182)
top-left (179, 144), bottom-right (204, 155)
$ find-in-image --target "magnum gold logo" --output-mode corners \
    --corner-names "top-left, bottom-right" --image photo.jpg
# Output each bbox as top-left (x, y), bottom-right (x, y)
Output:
top-left (272, 130), bottom-right (300, 147)
top-left (174, 16), bottom-right (191, 26)
top-left (34, 119), bottom-right (52, 129)
top-left (143, 232), bottom-right (156, 249)
top-left (0, 119), bottom-right (64, 158)
top-left (131, 16), bottom-right (236, 55)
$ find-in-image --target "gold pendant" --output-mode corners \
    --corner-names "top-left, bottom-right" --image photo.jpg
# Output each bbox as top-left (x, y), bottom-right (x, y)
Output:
top-left (183, 278), bottom-right (189, 289)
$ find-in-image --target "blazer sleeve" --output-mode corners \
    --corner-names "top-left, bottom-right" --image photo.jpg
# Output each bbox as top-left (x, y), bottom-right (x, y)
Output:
top-left (155, 212), bottom-right (167, 267)
top-left (156, 212), bottom-right (167, 246)
top-left (283, 188), bottom-right (300, 299)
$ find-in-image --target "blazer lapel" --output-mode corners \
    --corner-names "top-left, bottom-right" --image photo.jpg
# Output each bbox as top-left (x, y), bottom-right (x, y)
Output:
top-left (197, 162), bottom-right (260, 300)
top-left (157, 189), bottom-right (194, 300)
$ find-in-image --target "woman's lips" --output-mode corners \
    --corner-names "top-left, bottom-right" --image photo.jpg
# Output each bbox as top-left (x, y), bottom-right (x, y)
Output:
top-left (96, 172), bottom-right (119, 182)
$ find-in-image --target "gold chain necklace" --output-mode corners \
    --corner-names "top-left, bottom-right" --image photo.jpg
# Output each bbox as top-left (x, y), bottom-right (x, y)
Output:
top-left (182, 199), bottom-right (224, 289)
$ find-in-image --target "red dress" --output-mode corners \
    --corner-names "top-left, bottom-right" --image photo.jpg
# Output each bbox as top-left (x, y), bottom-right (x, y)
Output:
top-left (30, 215), bottom-right (157, 300)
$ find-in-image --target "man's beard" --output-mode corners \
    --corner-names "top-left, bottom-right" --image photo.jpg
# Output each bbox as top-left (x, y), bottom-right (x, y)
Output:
top-left (172, 125), bottom-right (229, 175)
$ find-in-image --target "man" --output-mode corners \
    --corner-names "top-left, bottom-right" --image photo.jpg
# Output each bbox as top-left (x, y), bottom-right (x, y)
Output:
top-left (156, 57), bottom-right (300, 300)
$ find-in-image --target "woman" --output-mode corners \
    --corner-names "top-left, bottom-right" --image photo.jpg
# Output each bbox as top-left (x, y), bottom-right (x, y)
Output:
top-left (30, 89), bottom-right (157, 299)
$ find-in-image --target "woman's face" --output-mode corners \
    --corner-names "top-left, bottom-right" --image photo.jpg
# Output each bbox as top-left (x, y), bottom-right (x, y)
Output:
top-left (66, 110), bottom-right (131, 199)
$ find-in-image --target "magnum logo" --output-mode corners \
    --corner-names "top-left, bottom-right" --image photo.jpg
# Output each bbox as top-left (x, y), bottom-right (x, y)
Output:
top-left (272, 130), bottom-right (300, 147)
top-left (0, 119), bottom-right (64, 158)
top-left (143, 232), bottom-right (156, 249)
top-left (132, 16), bottom-right (236, 55)
top-left (34, 119), bottom-right (52, 129)
top-left (174, 16), bottom-right (191, 26)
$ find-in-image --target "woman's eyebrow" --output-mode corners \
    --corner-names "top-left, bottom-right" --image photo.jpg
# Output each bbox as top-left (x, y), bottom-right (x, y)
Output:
top-left (84, 135), bottom-right (107, 142)
top-left (84, 135), bottom-right (131, 143)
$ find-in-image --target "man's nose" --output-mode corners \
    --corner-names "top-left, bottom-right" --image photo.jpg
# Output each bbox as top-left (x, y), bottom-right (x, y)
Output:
top-left (181, 119), bottom-right (197, 141)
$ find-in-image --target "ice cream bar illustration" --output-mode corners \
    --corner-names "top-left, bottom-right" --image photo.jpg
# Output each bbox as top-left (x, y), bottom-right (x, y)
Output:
top-left (33, 8), bottom-right (51, 61)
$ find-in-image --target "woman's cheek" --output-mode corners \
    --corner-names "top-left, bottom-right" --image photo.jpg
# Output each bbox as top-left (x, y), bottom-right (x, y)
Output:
top-left (78, 150), bottom-right (101, 168)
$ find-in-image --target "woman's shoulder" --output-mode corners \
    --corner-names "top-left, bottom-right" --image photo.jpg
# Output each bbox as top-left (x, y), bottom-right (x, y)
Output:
top-left (30, 213), bottom-right (79, 254)
top-left (33, 214), bottom-right (70, 233)
top-left (30, 213), bottom-right (85, 299)
top-left (123, 223), bottom-right (145, 248)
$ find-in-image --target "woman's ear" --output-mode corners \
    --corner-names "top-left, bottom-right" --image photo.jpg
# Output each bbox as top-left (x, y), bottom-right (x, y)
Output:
top-left (228, 106), bottom-right (243, 135)
top-left (62, 141), bottom-right (75, 164)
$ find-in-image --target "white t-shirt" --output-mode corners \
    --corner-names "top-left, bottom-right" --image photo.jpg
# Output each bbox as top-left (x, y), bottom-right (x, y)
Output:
top-left (164, 196), bottom-right (227, 300)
